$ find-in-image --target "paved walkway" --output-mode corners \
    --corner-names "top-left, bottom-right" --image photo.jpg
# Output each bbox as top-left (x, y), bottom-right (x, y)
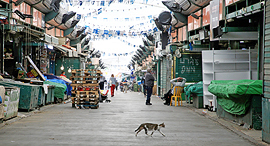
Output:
top-left (0, 90), bottom-right (259, 146)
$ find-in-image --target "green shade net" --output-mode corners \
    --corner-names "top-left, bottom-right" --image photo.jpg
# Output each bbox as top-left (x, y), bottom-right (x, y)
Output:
top-left (184, 81), bottom-right (203, 101)
top-left (44, 81), bottom-right (67, 100)
top-left (208, 80), bottom-right (262, 115)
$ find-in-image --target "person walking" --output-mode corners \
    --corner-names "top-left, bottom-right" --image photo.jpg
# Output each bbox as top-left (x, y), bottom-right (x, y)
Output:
top-left (115, 81), bottom-right (119, 91)
top-left (163, 77), bottom-right (186, 105)
top-left (123, 78), bottom-right (128, 93)
top-left (145, 68), bottom-right (155, 105)
top-left (99, 73), bottom-right (106, 90)
top-left (108, 74), bottom-right (117, 97)
top-left (141, 73), bottom-right (146, 97)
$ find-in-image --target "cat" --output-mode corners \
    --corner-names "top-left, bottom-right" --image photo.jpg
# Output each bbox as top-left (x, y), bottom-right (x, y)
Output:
top-left (135, 123), bottom-right (165, 137)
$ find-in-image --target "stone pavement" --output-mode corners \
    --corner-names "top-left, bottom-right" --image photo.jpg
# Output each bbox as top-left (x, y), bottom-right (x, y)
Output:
top-left (0, 90), bottom-right (266, 146)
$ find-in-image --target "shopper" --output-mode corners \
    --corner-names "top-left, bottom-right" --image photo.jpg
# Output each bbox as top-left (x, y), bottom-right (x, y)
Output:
top-left (115, 81), bottom-right (119, 91)
top-left (60, 71), bottom-right (66, 77)
top-left (163, 77), bottom-right (186, 105)
top-left (123, 78), bottom-right (128, 93)
top-left (109, 74), bottom-right (117, 97)
top-left (99, 73), bottom-right (106, 90)
top-left (141, 73), bottom-right (146, 97)
top-left (145, 68), bottom-right (155, 105)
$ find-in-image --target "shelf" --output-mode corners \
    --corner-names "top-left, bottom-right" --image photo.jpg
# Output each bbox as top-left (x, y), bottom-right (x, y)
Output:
top-left (213, 52), bottom-right (249, 55)
top-left (202, 61), bottom-right (213, 63)
top-left (203, 82), bottom-right (211, 85)
top-left (213, 70), bottom-right (250, 73)
top-left (214, 61), bottom-right (249, 64)
top-left (203, 71), bottom-right (213, 74)
top-left (204, 92), bottom-right (213, 96)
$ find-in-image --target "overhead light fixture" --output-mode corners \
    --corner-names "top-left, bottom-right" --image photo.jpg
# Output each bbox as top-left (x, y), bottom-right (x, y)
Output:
top-left (12, 0), bottom-right (25, 6)
top-left (68, 68), bottom-right (71, 73)
top-left (190, 13), bottom-right (202, 19)
top-left (47, 26), bottom-right (55, 30)
top-left (14, 10), bottom-right (25, 20)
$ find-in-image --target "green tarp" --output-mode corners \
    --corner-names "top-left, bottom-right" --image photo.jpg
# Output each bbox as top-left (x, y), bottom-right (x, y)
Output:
top-left (184, 81), bottom-right (203, 101)
top-left (208, 80), bottom-right (262, 115)
top-left (44, 81), bottom-right (66, 100)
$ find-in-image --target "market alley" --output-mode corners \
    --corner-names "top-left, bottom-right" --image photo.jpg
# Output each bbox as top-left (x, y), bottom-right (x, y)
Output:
top-left (0, 90), bottom-right (256, 146)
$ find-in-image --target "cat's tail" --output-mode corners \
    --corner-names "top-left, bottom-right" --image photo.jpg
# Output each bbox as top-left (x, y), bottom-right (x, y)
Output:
top-left (134, 127), bottom-right (139, 132)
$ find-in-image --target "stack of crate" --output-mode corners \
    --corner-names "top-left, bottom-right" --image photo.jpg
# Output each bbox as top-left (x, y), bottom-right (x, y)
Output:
top-left (70, 69), bottom-right (101, 109)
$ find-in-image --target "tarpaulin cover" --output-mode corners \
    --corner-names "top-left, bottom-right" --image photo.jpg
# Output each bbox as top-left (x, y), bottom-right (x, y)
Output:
top-left (43, 74), bottom-right (72, 96)
top-left (184, 81), bottom-right (203, 100)
top-left (208, 80), bottom-right (262, 115)
top-left (44, 80), bottom-right (67, 100)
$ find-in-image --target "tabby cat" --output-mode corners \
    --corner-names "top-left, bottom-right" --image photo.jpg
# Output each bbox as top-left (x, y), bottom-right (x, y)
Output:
top-left (135, 123), bottom-right (165, 137)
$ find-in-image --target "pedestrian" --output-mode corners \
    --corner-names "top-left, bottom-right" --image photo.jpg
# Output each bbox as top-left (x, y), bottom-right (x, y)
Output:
top-left (108, 74), bottom-right (117, 97)
top-left (145, 68), bottom-right (155, 105)
top-left (141, 73), bottom-right (147, 97)
top-left (163, 77), bottom-right (186, 105)
top-left (115, 81), bottom-right (119, 91)
top-left (60, 71), bottom-right (66, 77)
top-left (99, 73), bottom-right (106, 90)
top-left (123, 78), bottom-right (128, 93)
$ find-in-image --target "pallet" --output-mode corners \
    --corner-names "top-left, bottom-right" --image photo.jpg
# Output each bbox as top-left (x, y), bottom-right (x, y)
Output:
top-left (74, 90), bottom-right (99, 95)
top-left (74, 103), bottom-right (99, 109)
top-left (75, 94), bottom-right (98, 98)
top-left (70, 76), bottom-right (100, 79)
top-left (70, 83), bottom-right (99, 87)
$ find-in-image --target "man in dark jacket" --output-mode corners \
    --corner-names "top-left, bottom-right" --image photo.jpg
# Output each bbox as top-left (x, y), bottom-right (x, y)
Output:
top-left (145, 68), bottom-right (155, 105)
top-left (141, 73), bottom-right (146, 97)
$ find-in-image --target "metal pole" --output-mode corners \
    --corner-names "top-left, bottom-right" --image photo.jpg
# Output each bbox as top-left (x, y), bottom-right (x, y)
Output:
top-left (2, 24), bottom-right (4, 74)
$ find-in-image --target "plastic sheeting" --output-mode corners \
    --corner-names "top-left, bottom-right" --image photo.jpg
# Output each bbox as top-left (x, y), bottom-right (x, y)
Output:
top-left (44, 80), bottom-right (67, 100)
top-left (43, 74), bottom-right (72, 96)
top-left (184, 81), bottom-right (203, 100)
top-left (208, 80), bottom-right (263, 115)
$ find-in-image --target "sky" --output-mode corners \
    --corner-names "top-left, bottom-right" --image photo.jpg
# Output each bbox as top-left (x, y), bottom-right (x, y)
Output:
top-left (64, 0), bottom-right (168, 74)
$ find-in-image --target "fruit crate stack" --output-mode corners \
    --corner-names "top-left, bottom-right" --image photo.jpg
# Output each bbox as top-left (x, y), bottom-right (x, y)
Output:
top-left (70, 69), bottom-right (101, 109)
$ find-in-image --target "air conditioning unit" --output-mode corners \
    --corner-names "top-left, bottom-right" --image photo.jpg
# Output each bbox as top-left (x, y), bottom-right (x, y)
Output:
top-left (165, 44), bottom-right (171, 54)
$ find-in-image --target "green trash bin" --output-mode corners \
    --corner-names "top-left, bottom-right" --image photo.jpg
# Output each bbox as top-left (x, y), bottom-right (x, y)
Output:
top-left (133, 84), bottom-right (138, 92)
top-left (46, 85), bottom-right (55, 104)
top-left (0, 81), bottom-right (39, 111)
top-left (38, 86), bottom-right (45, 106)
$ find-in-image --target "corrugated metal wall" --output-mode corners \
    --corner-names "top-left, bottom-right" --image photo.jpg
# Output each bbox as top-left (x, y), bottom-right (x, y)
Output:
top-left (263, 1), bottom-right (270, 143)
top-left (160, 58), bottom-right (168, 96)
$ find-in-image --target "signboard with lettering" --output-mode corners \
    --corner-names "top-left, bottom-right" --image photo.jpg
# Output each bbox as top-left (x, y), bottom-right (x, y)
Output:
top-left (210, 0), bottom-right (220, 40)
top-left (203, 5), bottom-right (210, 26)
top-left (175, 54), bottom-right (202, 82)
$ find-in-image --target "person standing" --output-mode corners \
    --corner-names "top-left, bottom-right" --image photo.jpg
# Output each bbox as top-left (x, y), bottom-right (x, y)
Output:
top-left (141, 73), bottom-right (146, 97)
top-left (145, 68), bottom-right (155, 105)
top-left (163, 77), bottom-right (186, 105)
top-left (109, 74), bottom-right (117, 97)
top-left (60, 71), bottom-right (66, 77)
top-left (99, 73), bottom-right (106, 90)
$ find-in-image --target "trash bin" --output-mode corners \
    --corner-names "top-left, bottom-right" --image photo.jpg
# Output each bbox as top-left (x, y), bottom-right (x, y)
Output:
top-left (4, 87), bottom-right (20, 120)
top-left (46, 85), bottom-right (55, 104)
top-left (133, 84), bottom-right (138, 92)
top-left (192, 94), bottom-right (203, 108)
top-left (0, 81), bottom-right (39, 111)
top-left (0, 86), bottom-right (5, 121)
top-left (38, 86), bottom-right (45, 106)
